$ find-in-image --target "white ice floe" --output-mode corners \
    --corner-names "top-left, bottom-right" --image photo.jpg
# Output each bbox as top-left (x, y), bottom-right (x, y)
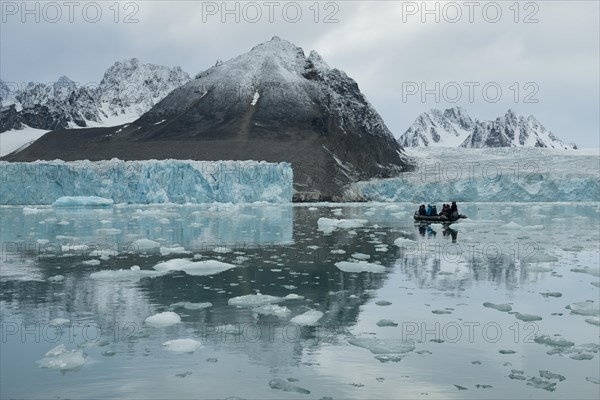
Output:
top-left (131, 239), bottom-right (161, 252)
top-left (334, 261), bottom-right (386, 273)
top-left (253, 304), bottom-right (291, 318)
top-left (160, 246), bottom-right (191, 256)
top-left (39, 345), bottom-right (86, 371)
top-left (153, 259), bottom-right (236, 276)
top-left (348, 337), bottom-right (416, 354)
top-left (170, 302), bottom-right (213, 310)
top-left (567, 302), bottom-right (600, 316)
top-left (162, 338), bottom-right (202, 353)
top-left (317, 218), bottom-right (368, 234)
top-left (290, 310), bottom-right (323, 326)
top-left (228, 294), bottom-right (284, 307)
top-left (145, 311), bottom-right (181, 327)
top-left (90, 266), bottom-right (163, 281)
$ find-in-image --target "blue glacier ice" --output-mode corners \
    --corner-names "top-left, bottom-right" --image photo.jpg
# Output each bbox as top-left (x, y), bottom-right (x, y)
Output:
top-left (0, 159), bottom-right (293, 204)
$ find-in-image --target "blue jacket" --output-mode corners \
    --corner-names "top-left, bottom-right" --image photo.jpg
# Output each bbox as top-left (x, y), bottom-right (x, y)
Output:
top-left (426, 205), bottom-right (433, 216)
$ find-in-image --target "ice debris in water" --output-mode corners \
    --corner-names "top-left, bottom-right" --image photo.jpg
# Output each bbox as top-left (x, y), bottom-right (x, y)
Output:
top-left (228, 294), bottom-right (284, 307)
top-left (49, 318), bottom-right (70, 325)
top-left (170, 302), bottom-right (213, 310)
top-left (162, 339), bottom-right (202, 353)
top-left (90, 265), bottom-right (163, 281)
top-left (334, 261), bottom-right (385, 273)
top-left (540, 292), bottom-right (562, 298)
top-left (284, 293), bottom-right (304, 300)
top-left (566, 301), bottom-right (600, 316)
top-left (145, 311), bottom-right (181, 327)
top-left (539, 370), bottom-right (566, 381)
top-left (393, 237), bottom-right (415, 246)
top-left (515, 313), bottom-right (542, 322)
top-left (376, 319), bottom-right (398, 327)
top-left (39, 344), bottom-right (86, 371)
top-left (483, 302), bottom-right (512, 312)
top-left (317, 218), bottom-right (367, 234)
top-left (526, 377), bottom-right (556, 392)
top-left (534, 335), bottom-right (575, 348)
top-left (131, 239), bottom-right (160, 252)
top-left (348, 338), bottom-right (415, 355)
top-left (253, 304), bottom-right (291, 318)
top-left (571, 268), bottom-right (600, 277)
top-left (585, 317), bottom-right (600, 326)
top-left (47, 275), bottom-right (65, 282)
top-left (268, 378), bottom-right (310, 394)
top-left (375, 300), bottom-right (392, 306)
top-left (160, 246), bottom-right (191, 256)
top-left (52, 196), bottom-right (114, 207)
top-left (586, 377), bottom-right (600, 384)
top-left (153, 259), bottom-right (236, 276)
top-left (351, 253), bottom-right (370, 260)
top-left (290, 310), bottom-right (324, 326)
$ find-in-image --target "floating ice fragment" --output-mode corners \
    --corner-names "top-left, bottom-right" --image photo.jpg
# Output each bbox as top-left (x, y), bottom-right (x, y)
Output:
top-left (334, 261), bottom-right (385, 273)
top-left (153, 259), bottom-right (235, 276)
top-left (566, 302), bottom-right (600, 316)
top-left (526, 377), bottom-right (556, 392)
top-left (47, 275), bottom-right (64, 282)
top-left (539, 370), bottom-right (566, 381)
top-left (317, 218), bottom-right (367, 234)
top-left (585, 317), bottom-right (600, 326)
top-left (515, 313), bottom-right (542, 322)
top-left (375, 300), bottom-right (392, 306)
top-left (351, 253), bottom-right (370, 260)
top-left (49, 318), bottom-right (70, 325)
top-left (483, 302), bottom-right (512, 312)
top-left (228, 294), bottom-right (284, 307)
top-left (162, 339), bottom-right (202, 353)
top-left (540, 292), bottom-right (562, 298)
top-left (268, 378), bottom-right (310, 394)
top-left (253, 304), bottom-right (291, 318)
top-left (45, 344), bottom-right (67, 357)
top-left (376, 319), bottom-right (398, 327)
top-left (131, 239), bottom-right (160, 252)
top-left (39, 345), bottom-right (86, 371)
top-left (290, 310), bottom-right (323, 326)
top-left (145, 311), bottom-right (181, 327)
top-left (170, 302), bottom-right (213, 310)
top-left (348, 338), bottom-right (415, 354)
top-left (534, 335), bottom-right (575, 348)
top-left (82, 259), bottom-right (101, 266)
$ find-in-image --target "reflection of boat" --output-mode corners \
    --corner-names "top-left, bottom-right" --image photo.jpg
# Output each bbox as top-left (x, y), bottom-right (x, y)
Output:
top-left (413, 212), bottom-right (467, 224)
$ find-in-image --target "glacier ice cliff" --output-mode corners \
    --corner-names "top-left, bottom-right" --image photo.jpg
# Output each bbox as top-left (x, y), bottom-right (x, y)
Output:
top-left (0, 159), bottom-right (292, 205)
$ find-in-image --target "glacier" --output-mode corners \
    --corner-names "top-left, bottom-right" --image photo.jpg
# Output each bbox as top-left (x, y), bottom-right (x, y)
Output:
top-left (350, 147), bottom-right (600, 202)
top-left (0, 159), bottom-right (292, 205)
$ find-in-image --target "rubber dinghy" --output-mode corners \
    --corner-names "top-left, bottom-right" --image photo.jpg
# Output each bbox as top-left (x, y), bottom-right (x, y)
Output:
top-left (413, 212), bottom-right (467, 223)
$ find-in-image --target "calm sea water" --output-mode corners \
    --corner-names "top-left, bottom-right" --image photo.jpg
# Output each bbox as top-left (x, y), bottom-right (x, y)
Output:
top-left (1, 202), bottom-right (599, 399)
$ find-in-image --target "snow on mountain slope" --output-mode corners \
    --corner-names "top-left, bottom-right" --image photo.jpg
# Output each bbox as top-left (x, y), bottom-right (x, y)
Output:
top-left (0, 60), bottom-right (190, 136)
top-left (0, 125), bottom-right (49, 157)
top-left (97, 58), bottom-right (190, 117)
top-left (350, 147), bottom-right (599, 202)
top-left (399, 107), bottom-right (577, 149)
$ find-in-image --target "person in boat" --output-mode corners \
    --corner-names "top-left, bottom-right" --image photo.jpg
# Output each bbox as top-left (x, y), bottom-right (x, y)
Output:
top-left (450, 201), bottom-right (458, 219)
top-left (432, 205), bottom-right (438, 216)
top-left (439, 204), bottom-right (449, 217)
top-left (418, 204), bottom-right (427, 215)
top-left (426, 204), bottom-right (433, 216)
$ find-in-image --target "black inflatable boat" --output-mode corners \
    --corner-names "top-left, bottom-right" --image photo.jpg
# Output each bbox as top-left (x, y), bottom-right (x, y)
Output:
top-left (413, 212), bottom-right (467, 223)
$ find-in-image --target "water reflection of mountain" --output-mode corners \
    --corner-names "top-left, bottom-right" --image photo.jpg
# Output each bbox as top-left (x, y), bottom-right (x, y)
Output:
top-left (0, 205), bottom-right (398, 369)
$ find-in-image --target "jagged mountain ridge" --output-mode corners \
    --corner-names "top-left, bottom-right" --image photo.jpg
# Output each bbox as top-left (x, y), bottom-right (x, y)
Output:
top-left (5, 37), bottom-right (412, 201)
top-left (0, 60), bottom-right (190, 133)
top-left (399, 107), bottom-right (576, 149)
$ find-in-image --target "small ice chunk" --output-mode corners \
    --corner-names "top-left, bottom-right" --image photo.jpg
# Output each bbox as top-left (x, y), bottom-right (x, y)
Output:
top-left (52, 196), bottom-right (113, 207)
top-left (539, 370), bottom-right (566, 381)
top-left (432, 310), bottom-right (452, 315)
top-left (515, 313), bottom-right (542, 322)
top-left (170, 302), bottom-right (213, 310)
top-left (566, 302), bottom-right (600, 316)
top-left (82, 259), bottom-right (101, 266)
top-left (47, 275), bottom-right (64, 282)
top-left (348, 337), bottom-right (415, 355)
top-left (534, 335), bottom-right (575, 348)
top-left (49, 318), bottom-right (70, 325)
top-left (586, 377), bottom-right (600, 384)
top-left (376, 319), bottom-right (398, 327)
top-left (375, 300), bottom-right (392, 306)
top-left (39, 348), bottom-right (86, 371)
top-left (282, 285), bottom-right (297, 290)
top-left (585, 317), bottom-right (600, 326)
top-left (253, 304), bottom-right (291, 318)
top-left (290, 310), bottom-right (323, 326)
top-left (90, 267), bottom-right (163, 281)
top-left (45, 344), bottom-right (67, 357)
top-left (526, 377), bottom-right (556, 392)
top-left (162, 339), bottom-right (202, 353)
top-left (160, 246), bottom-right (191, 256)
top-left (571, 268), bottom-right (600, 277)
top-left (317, 218), bottom-right (367, 234)
top-left (145, 311), bottom-right (181, 327)
top-left (540, 292), bottom-right (562, 298)
top-left (335, 261), bottom-right (385, 273)
top-left (228, 294), bottom-right (284, 307)
top-left (153, 259), bottom-right (236, 276)
top-left (212, 247), bottom-right (232, 253)
top-left (251, 91), bottom-right (260, 106)
top-left (131, 239), bottom-right (161, 252)
top-left (351, 253), bottom-right (370, 260)
top-left (330, 249), bottom-right (346, 254)
top-left (268, 378), bottom-right (310, 394)
top-left (483, 302), bottom-right (512, 312)
top-left (393, 237), bottom-right (415, 246)
top-left (284, 293), bottom-right (304, 300)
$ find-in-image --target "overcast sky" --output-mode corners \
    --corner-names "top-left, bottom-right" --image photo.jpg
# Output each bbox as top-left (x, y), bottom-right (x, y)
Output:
top-left (1, 0), bottom-right (598, 147)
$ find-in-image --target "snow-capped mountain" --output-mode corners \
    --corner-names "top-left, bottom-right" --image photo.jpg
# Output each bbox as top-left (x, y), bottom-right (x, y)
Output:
top-left (97, 58), bottom-right (190, 117)
top-left (0, 60), bottom-right (190, 134)
top-left (6, 37), bottom-right (411, 201)
top-left (399, 107), bottom-right (577, 149)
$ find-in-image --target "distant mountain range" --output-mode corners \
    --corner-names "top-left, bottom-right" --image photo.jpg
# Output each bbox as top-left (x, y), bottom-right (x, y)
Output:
top-left (398, 107), bottom-right (577, 149)
top-left (0, 58), bottom-right (190, 133)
